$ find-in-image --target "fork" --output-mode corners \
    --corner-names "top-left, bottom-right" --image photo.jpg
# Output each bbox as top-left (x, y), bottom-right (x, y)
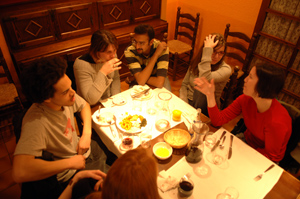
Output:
top-left (254, 164), bottom-right (275, 181)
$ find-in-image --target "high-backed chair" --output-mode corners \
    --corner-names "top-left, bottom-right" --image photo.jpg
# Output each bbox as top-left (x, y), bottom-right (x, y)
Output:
top-left (0, 48), bottom-right (23, 129)
top-left (220, 24), bottom-right (252, 109)
top-left (168, 7), bottom-right (200, 81)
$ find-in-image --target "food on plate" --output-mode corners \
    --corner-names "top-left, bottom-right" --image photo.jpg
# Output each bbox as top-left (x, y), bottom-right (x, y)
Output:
top-left (119, 113), bottom-right (147, 131)
top-left (164, 129), bottom-right (191, 149)
top-left (172, 109), bottom-right (182, 121)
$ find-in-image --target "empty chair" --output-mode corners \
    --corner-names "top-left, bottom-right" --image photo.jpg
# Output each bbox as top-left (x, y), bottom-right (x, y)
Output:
top-left (0, 48), bottom-right (23, 130)
top-left (168, 7), bottom-right (200, 81)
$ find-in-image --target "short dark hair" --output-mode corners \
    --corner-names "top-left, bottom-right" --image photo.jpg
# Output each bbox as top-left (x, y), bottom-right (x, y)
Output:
top-left (134, 24), bottom-right (155, 41)
top-left (89, 29), bottom-right (118, 59)
top-left (255, 63), bottom-right (286, 99)
top-left (21, 57), bottom-right (67, 103)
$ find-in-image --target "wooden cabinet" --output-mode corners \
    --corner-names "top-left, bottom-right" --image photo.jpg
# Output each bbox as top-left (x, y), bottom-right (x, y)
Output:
top-left (0, 0), bottom-right (168, 81)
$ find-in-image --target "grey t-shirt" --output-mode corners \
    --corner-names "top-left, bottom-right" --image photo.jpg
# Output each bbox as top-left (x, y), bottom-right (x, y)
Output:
top-left (14, 93), bottom-right (87, 182)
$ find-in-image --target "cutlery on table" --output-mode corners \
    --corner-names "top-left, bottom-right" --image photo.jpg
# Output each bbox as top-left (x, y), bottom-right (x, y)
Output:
top-left (219, 135), bottom-right (226, 149)
top-left (131, 88), bottom-right (151, 98)
top-left (254, 164), bottom-right (275, 181)
top-left (228, 135), bottom-right (234, 159)
top-left (211, 131), bottom-right (226, 152)
top-left (107, 118), bottom-right (116, 138)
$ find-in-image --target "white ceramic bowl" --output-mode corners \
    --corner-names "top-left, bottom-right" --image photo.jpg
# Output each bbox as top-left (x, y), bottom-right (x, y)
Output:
top-left (153, 142), bottom-right (173, 160)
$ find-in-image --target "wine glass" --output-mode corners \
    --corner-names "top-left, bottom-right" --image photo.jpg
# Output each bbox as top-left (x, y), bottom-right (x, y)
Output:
top-left (216, 187), bottom-right (239, 199)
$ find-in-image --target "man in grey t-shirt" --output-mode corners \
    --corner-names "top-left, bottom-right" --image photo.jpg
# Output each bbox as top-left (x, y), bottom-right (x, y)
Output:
top-left (12, 57), bottom-right (107, 198)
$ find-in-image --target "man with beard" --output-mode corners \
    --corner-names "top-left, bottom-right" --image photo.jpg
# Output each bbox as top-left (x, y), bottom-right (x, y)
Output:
top-left (12, 57), bottom-right (107, 198)
top-left (124, 24), bottom-right (171, 91)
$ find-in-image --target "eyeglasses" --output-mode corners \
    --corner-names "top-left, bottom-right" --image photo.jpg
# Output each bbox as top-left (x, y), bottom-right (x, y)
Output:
top-left (132, 40), bottom-right (147, 46)
top-left (212, 50), bottom-right (225, 56)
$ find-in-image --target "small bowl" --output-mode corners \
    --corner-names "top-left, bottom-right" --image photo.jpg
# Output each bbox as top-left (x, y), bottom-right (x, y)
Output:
top-left (164, 128), bottom-right (191, 149)
top-left (153, 142), bottom-right (173, 160)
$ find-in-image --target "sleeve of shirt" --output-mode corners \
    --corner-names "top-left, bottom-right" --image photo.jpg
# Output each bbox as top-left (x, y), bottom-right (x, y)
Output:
top-left (179, 68), bottom-right (190, 103)
top-left (124, 46), bottom-right (142, 75)
top-left (198, 47), bottom-right (232, 83)
top-left (156, 47), bottom-right (169, 77)
top-left (73, 93), bottom-right (87, 113)
top-left (110, 70), bottom-right (121, 96)
top-left (208, 94), bottom-right (244, 126)
top-left (74, 59), bottom-right (112, 105)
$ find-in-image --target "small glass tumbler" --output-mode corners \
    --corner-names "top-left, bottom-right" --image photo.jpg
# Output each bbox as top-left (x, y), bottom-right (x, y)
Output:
top-left (178, 176), bottom-right (194, 197)
top-left (139, 132), bottom-right (152, 148)
top-left (216, 187), bottom-right (239, 199)
top-left (132, 98), bottom-right (142, 112)
top-left (205, 132), bottom-right (217, 149)
top-left (119, 133), bottom-right (134, 151)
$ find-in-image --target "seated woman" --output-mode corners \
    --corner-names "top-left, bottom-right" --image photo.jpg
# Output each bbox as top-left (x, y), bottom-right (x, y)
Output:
top-left (74, 30), bottom-right (122, 106)
top-left (59, 148), bottom-right (159, 199)
top-left (180, 33), bottom-right (231, 116)
top-left (194, 63), bottom-right (292, 162)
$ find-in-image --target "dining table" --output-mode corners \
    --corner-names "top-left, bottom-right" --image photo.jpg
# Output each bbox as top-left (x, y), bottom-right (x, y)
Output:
top-left (91, 87), bottom-right (300, 199)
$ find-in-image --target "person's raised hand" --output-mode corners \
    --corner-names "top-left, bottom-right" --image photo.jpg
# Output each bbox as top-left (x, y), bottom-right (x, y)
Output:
top-left (194, 77), bottom-right (215, 96)
top-left (155, 41), bottom-right (167, 55)
top-left (204, 34), bottom-right (219, 48)
top-left (69, 155), bottom-right (86, 170)
top-left (100, 58), bottom-right (122, 76)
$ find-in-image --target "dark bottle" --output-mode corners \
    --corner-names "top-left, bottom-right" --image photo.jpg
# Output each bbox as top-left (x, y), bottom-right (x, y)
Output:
top-left (185, 122), bottom-right (208, 163)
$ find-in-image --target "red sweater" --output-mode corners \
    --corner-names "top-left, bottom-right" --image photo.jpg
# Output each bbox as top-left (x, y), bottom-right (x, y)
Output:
top-left (208, 94), bottom-right (292, 162)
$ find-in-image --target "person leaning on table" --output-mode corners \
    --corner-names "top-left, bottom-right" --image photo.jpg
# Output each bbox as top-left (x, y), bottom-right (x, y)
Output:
top-left (12, 57), bottom-right (108, 198)
top-left (74, 29), bottom-right (122, 106)
top-left (193, 63), bottom-right (292, 163)
top-left (59, 148), bottom-right (160, 199)
top-left (179, 33), bottom-right (231, 116)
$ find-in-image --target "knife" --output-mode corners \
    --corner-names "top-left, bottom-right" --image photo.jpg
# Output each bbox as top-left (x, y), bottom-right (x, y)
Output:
top-left (228, 135), bottom-right (234, 159)
top-left (211, 131), bottom-right (226, 152)
top-left (131, 88), bottom-right (151, 98)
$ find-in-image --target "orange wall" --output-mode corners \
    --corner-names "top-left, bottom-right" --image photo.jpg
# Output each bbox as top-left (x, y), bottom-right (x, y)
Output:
top-left (163, 0), bottom-right (263, 56)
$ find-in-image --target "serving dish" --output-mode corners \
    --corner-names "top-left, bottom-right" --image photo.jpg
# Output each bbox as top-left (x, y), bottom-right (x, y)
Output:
top-left (115, 111), bottom-right (148, 134)
top-left (164, 128), bottom-right (191, 149)
top-left (153, 142), bottom-right (173, 160)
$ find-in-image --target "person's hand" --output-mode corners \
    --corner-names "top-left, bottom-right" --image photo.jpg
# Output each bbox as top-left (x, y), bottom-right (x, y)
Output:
top-left (204, 34), bottom-right (219, 48)
top-left (194, 77), bottom-right (215, 96)
top-left (100, 58), bottom-right (122, 76)
top-left (155, 41), bottom-right (167, 55)
top-left (68, 155), bottom-right (86, 170)
top-left (77, 134), bottom-right (91, 155)
top-left (72, 170), bottom-right (106, 188)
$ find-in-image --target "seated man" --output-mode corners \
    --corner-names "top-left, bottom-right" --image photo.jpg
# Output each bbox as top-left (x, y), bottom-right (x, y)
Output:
top-left (124, 24), bottom-right (171, 91)
top-left (12, 57), bottom-right (108, 198)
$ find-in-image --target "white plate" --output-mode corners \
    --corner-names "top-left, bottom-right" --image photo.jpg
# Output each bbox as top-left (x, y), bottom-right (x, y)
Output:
top-left (115, 111), bottom-right (148, 134)
top-left (92, 110), bottom-right (114, 126)
top-left (130, 85), bottom-right (153, 101)
top-left (112, 96), bottom-right (127, 106)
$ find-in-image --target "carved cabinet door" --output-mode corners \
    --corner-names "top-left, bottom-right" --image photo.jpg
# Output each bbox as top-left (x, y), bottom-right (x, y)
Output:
top-left (54, 3), bottom-right (98, 40)
top-left (98, 0), bottom-right (131, 29)
top-left (132, 0), bottom-right (161, 22)
top-left (2, 10), bottom-right (56, 50)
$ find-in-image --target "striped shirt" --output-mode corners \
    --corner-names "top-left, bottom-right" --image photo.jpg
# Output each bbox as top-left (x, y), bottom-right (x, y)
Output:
top-left (124, 39), bottom-right (169, 77)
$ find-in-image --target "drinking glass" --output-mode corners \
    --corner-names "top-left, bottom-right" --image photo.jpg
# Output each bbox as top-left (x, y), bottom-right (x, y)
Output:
top-left (178, 174), bottom-right (194, 197)
top-left (146, 98), bottom-right (157, 116)
top-left (132, 98), bottom-right (142, 112)
top-left (212, 145), bottom-right (228, 165)
top-left (139, 131), bottom-right (152, 148)
top-left (216, 187), bottom-right (239, 199)
top-left (205, 132), bottom-right (217, 149)
top-left (154, 92), bottom-right (172, 132)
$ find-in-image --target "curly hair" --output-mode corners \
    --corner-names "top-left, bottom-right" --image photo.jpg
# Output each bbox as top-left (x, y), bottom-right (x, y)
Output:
top-left (89, 29), bottom-right (118, 60)
top-left (255, 63), bottom-right (286, 99)
top-left (190, 33), bottom-right (226, 76)
top-left (21, 57), bottom-right (67, 103)
top-left (101, 148), bottom-right (159, 199)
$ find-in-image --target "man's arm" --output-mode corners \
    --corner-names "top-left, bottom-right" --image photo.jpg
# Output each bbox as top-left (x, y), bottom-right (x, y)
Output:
top-left (78, 102), bottom-right (92, 155)
top-left (12, 154), bottom-right (86, 183)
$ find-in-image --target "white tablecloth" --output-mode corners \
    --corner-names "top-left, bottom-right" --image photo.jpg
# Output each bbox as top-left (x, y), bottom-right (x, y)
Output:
top-left (158, 128), bottom-right (283, 199)
top-left (92, 87), bottom-right (197, 157)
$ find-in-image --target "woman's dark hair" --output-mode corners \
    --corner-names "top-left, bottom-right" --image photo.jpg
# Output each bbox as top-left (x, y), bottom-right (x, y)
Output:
top-left (89, 29), bottom-right (118, 59)
top-left (190, 33), bottom-right (226, 76)
top-left (134, 24), bottom-right (155, 42)
top-left (255, 63), bottom-right (286, 98)
top-left (21, 57), bottom-right (67, 103)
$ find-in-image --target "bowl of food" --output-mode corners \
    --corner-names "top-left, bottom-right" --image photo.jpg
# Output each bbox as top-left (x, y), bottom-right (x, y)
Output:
top-left (153, 142), bottom-right (173, 160)
top-left (164, 128), bottom-right (191, 149)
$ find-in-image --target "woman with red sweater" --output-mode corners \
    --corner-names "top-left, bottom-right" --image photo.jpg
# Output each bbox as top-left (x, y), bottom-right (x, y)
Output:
top-left (194, 63), bottom-right (292, 162)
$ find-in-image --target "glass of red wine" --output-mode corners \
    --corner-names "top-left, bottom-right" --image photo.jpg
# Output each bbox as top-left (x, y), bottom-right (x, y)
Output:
top-left (119, 133), bottom-right (134, 151)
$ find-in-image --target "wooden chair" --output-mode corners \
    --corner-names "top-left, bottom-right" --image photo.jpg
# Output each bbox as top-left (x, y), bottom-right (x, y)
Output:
top-left (168, 7), bottom-right (200, 81)
top-left (0, 48), bottom-right (23, 130)
top-left (220, 24), bottom-right (252, 109)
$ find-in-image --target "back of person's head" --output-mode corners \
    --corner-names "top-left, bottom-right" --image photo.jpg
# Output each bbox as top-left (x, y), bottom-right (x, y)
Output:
top-left (190, 33), bottom-right (226, 76)
top-left (101, 148), bottom-right (159, 199)
top-left (134, 24), bottom-right (155, 41)
top-left (255, 63), bottom-right (286, 99)
top-left (21, 57), bottom-right (67, 103)
top-left (89, 29), bottom-right (118, 59)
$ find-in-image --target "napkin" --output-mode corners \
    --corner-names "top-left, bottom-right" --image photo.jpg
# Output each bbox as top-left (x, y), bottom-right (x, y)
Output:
top-left (157, 170), bottom-right (178, 192)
